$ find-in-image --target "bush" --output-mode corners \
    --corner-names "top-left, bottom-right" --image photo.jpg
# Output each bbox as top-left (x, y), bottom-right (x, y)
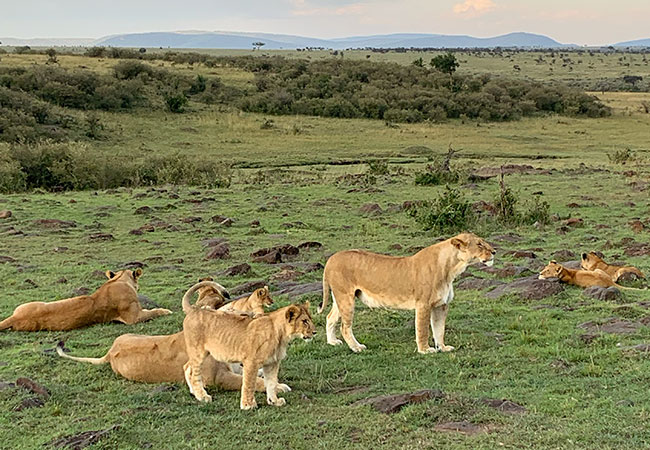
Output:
top-left (608, 148), bottom-right (635, 164)
top-left (414, 147), bottom-right (464, 185)
top-left (522, 195), bottom-right (551, 225)
top-left (494, 174), bottom-right (520, 225)
top-left (164, 92), bottom-right (188, 113)
top-left (407, 186), bottom-right (474, 234)
top-left (367, 159), bottom-right (389, 175)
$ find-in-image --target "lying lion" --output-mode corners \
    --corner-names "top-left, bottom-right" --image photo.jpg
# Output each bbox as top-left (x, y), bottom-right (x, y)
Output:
top-left (539, 260), bottom-right (619, 288)
top-left (580, 252), bottom-right (645, 281)
top-left (183, 302), bottom-right (315, 409)
top-left (0, 268), bottom-right (171, 331)
top-left (56, 280), bottom-right (267, 392)
top-left (319, 232), bottom-right (495, 354)
top-left (219, 286), bottom-right (273, 315)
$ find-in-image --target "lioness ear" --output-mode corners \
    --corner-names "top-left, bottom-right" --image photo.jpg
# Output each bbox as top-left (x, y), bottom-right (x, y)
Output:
top-left (133, 268), bottom-right (143, 279)
top-left (550, 260), bottom-right (557, 264)
top-left (450, 238), bottom-right (466, 249)
top-left (105, 271), bottom-right (116, 279)
top-left (581, 253), bottom-right (587, 260)
top-left (286, 305), bottom-right (300, 322)
top-left (222, 289), bottom-right (231, 300)
top-left (303, 301), bottom-right (310, 311)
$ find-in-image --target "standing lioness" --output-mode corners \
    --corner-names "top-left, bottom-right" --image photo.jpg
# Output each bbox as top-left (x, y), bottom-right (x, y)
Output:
top-left (0, 269), bottom-right (171, 331)
top-left (320, 232), bottom-right (495, 354)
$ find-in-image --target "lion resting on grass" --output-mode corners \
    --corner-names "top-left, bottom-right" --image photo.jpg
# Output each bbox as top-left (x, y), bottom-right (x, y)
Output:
top-left (219, 286), bottom-right (273, 315)
top-left (539, 260), bottom-right (619, 288)
top-left (0, 269), bottom-right (171, 331)
top-left (580, 252), bottom-right (644, 282)
top-left (183, 302), bottom-right (315, 409)
top-left (319, 232), bottom-right (495, 354)
top-left (56, 280), bottom-right (267, 392)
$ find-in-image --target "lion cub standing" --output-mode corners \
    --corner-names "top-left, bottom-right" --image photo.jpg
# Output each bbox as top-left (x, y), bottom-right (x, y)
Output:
top-left (219, 286), bottom-right (273, 315)
top-left (183, 302), bottom-right (315, 410)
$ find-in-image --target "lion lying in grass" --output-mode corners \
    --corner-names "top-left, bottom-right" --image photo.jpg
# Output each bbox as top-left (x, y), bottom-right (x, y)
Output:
top-left (183, 302), bottom-right (315, 409)
top-left (219, 286), bottom-right (273, 315)
top-left (539, 260), bottom-right (619, 288)
top-left (56, 280), bottom-right (267, 392)
top-left (0, 268), bottom-right (171, 331)
top-left (580, 252), bottom-right (644, 281)
top-left (319, 232), bottom-right (495, 354)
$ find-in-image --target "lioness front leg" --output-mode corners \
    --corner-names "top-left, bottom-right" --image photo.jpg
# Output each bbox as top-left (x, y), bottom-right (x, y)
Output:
top-left (240, 362), bottom-right (259, 410)
top-left (263, 362), bottom-right (286, 407)
top-left (415, 305), bottom-right (436, 354)
top-left (118, 303), bottom-right (172, 324)
top-left (431, 304), bottom-right (454, 352)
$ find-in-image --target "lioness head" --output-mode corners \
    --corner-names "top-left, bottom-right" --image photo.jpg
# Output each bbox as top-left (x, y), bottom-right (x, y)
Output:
top-left (252, 286), bottom-right (274, 308)
top-left (581, 252), bottom-right (604, 271)
top-left (195, 276), bottom-right (231, 309)
top-left (105, 268), bottom-right (143, 290)
top-left (286, 302), bottom-right (316, 341)
top-left (450, 233), bottom-right (495, 267)
top-left (539, 260), bottom-right (563, 280)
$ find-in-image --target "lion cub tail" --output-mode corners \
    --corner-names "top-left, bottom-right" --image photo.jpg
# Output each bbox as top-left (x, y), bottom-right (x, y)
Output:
top-left (56, 341), bottom-right (109, 365)
top-left (318, 278), bottom-right (331, 314)
top-left (0, 316), bottom-right (14, 331)
top-left (182, 280), bottom-right (229, 315)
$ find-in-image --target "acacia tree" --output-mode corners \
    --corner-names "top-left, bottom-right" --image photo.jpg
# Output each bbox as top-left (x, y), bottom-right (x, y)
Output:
top-left (252, 41), bottom-right (265, 50)
top-left (430, 53), bottom-right (459, 74)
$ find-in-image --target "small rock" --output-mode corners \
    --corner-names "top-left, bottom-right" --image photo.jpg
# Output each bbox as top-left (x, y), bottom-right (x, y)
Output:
top-left (298, 241), bottom-right (323, 250)
top-left (88, 233), bottom-right (114, 241)
top-left (202, 237), bottom-right (227, 248)
top-left (629, 220), bottom-right (645, 233)
top-left (249, 220), bottom-right (261, 228)
top-left (16, 377), bottom-right (50, 399)
top-left (180, 216), bottom-right (202, 224)
top-left (552, 250), bottom-right (576, 260)
top-left (253, 250), bottom-right (282, 264)
top-left (14, 397), bottom-right (44, 411)
top-left (0, 256), bottom-right (16, 264)
top-left (359, 203), bottom-right (383, 215)
top-left (482, 398), bottom-right (526, 414)
top-left (565, 218), bottom-right (584, 227)
top-left (230, 280), bottom-right (268, 297)
top-left (134, 206), bottom-right (153, 215)
top-left (219, 218), bottom-right (234, 227)
top-left (222, 263), bottom-right (252, 277)
top-left (205, 243), bottom-right (230, 260)
top-left (352, 389), bottom-right (444, 414)
top-left (582, 286), bottom-right (622, 301)
top-left (456, 278), bottom-right (503, 291)
top-left (485, 275), bottom-right (564, 300)
top-left (506, 250), bottom-right (537, 259)
top-left (389, 244), bottom-right (402, 250)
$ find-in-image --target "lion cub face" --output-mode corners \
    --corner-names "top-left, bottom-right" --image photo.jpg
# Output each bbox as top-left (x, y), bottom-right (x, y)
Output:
top-left (580, 252), bottom-right (603, 271)
top-left (539, 261), bottom-right (562, 280)
top-left (195, 277), bottom-right (230, 310)
top-left (286, 303), bottom-right (316, 341)
top-left (105, 268), bottom-right (143, 290)
top-left (451, 233), bottom-right (496, 267)
top-left (252, 286), bottom-right (274, 309)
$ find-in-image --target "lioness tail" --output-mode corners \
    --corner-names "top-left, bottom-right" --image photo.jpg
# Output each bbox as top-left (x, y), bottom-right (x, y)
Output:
top-left (56, 341), bottom-right (108, 365)
top-left (318, 277), bottom-right (330, 314)
top-left (182, 280), bottom-right (229, 314)
top-left (0, 316), bottom-right (14, 331)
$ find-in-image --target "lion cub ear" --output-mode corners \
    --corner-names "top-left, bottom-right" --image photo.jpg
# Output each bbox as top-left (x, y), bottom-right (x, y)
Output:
top-left (133, 268), bottom-right (143, 279)
top-left (450, 237), bottom-right (467, 249)
top-left (105, 270), bottom-right (116, 279)
top-left (286, 305), bottom-right (301, 322)
top-left (581, 253), bottom-right (588, 260)
top-left (302, 301), bottom-right (311, 311)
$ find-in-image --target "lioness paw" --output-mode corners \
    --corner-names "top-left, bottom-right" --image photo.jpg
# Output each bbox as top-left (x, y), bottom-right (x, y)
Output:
top-left (241, 400), bottom-right (258, 410)
top-left (268, 397), bottom-right (286, 407)
top-left (418, 347), bottom-right (439, 354)
top-left (350, 344), bottom-right (367, 353)
top-left (439, 345), bottom-right (455, 352)
top-left (277, 383), bottom-right (291, 393)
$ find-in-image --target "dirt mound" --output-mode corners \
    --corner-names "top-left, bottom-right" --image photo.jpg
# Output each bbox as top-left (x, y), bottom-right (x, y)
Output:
top-left (481, 398), bottom-right (526, 414)
top-left (205, 242), bottom-right (229, 260)
top-left (48, 425), bottom-right (120, 450)
top-left (485, 275), bottom-right (564, 300)
top-left (352, 389), bottom-right (444, 414)
top-left (221, 263), bottom-right (252, 277)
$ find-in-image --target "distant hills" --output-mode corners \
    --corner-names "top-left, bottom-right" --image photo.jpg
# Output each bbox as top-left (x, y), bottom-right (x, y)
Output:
top-left (1, 31), bottom-right (649, 49)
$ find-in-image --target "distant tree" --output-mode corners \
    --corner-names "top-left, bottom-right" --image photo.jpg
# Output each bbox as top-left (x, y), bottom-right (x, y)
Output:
top-left (430, 53), bottom-right (459, 74)
top-left (45, 48), bottom-right (58, 64)
top-left (139, 47), bottom-right (147, 54)
top-left (14, 45), bottom-right (31, 54)
top-left (412, 57), bottom-right (424, 67)
top-left (252, 41), bottom-right (265, 50)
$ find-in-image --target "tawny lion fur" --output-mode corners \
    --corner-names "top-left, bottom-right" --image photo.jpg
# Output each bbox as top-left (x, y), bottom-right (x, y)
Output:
top-left (219, 286), bottom-right (273, 315)
top-left (580, 252), bottom-right (645, 282)
top-left (183, 302), bottom-right (315, 410)
top-left (0, 268), bottom-right (171, 331)
top-left (539, 260), bottom-right (621, 288)
top-left (319, 232), bottom-right (495, 354)
top-left (56, 280), bottom-right (266, 392)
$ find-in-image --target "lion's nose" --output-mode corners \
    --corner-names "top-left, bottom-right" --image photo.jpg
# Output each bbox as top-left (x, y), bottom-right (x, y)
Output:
top-left (491, 250), bottom-right (496, 255)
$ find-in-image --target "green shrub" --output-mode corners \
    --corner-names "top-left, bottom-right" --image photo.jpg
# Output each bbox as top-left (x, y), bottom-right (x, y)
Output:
top-left (414, 147), bottom-right (464, 185)
top-left (367, 159), bottom-right (389, 175)
top-left (407, 186), bottom-right (474, 234)
top-left (608, 148), bottom-right (635, 164)
top-left (522, 195), bottom-right (551, 225)
top-left (494, 174), bottom-right (520, 225)
top-left (165, 92), bottom-right (188, 113)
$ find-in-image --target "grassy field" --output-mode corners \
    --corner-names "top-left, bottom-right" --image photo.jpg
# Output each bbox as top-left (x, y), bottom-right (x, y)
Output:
top-left (1, 52), bottom-right (650, 448)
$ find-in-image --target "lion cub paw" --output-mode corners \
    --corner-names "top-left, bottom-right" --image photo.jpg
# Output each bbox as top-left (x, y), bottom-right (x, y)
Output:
top-left (438, 345), bottom-right (455, 352)
top-left (350, 344), bottom-right (367, 353)
top-left (161, 309), bottom-right (173, 315)
top-left (327, 338), bottom-right (343, 346)
top-left (276, 383), bottom-right (291, 393)
top-left (268, 397), bottom-right (286, 407)
top-left (240, 399), bottom-right (258, 410)
top-left (418, 347), bottom-right (439, 354)
top-left (196, 393), bottom-right (212, 403)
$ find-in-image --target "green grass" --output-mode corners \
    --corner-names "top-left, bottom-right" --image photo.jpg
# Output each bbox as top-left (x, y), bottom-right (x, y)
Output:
top-left (1, 52), bottom-right (650, 449)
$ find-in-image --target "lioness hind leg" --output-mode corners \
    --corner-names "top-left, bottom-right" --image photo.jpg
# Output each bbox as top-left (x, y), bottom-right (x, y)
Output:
top-left (326, 297), bottom-right (342, 346)
top-left (185, 354), bottom-right (211, 402)
top-left (337, 294), bottom-right (366, 353)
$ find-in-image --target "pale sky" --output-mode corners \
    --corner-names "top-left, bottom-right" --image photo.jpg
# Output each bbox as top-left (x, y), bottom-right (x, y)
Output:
top-left (2, 0), bottom-right (648, 45)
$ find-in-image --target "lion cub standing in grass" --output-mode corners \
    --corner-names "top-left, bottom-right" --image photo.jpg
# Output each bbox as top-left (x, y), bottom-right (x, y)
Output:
top-left (580, 252), bottom-right (645, 282)
top-left (183, 302), bottom-right (315, 410)
top-left (218, 286), bottom-right (273, 315)
top-left (320, 232), bottom-right (495, 354)
top-left (0, 268), bottom-right (171, 331)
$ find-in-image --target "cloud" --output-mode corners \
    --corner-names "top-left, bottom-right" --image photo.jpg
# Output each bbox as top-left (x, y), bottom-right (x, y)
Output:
top-left (291, 0), bottom-right (364, 17)
top-left (452, 0), bottom-right (496, 16)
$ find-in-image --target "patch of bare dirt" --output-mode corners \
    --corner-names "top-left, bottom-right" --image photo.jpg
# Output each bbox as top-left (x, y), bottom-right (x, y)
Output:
top-left (434, 421), bottom-right (489, 435)
top-left (48, 425), bottom-right (120, 450)
top-left (481, 398), bottom-right (526, 414)
top-left (351, 389), bottom-right (445, 414)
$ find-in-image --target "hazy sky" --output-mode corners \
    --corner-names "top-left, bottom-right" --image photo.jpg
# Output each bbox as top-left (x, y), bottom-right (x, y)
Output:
top-left (2, 0), bottom-right (648, 45)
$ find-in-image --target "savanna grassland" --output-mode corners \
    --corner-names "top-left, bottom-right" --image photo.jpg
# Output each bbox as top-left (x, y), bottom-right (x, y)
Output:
top-left (1, 48), bottom-right (650, 449)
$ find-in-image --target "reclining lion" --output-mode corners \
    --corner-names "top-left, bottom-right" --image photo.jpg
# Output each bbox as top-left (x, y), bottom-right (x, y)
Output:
top-left (580, 252), bottom-right (644, 281)
top-left (539, 260), bottom-right (620, 288)
top-left (219, 286), bottom-right (273, 315)
top-left (319, 232), bottom-right (495, 354)
top-left (0, 268), bottom-right (171, 331)
top-left (183, 302), bottom-right (315, 409)
top-left (56, 280), bottom-right (268, 392)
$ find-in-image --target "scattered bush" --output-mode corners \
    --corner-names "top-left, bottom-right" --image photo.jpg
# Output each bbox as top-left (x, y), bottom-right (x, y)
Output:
top-left (414, 147), bottom-right (464, 185)
top-left (407, 186), bottom-right (474, 234)
top-left (608, 148), bottom-right (635, 164)
top-left (495, 173), bottom-right (552, 226)
top-left (522, 195), bottom-right (551, 225)
top-left (164, 92), bottom-right (188, 113)
top-left (367, 159), bottom-right (389, 175)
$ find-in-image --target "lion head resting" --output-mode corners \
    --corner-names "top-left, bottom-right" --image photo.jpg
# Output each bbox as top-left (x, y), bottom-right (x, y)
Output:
top-left (539, 260), bottom-right (563, 279)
